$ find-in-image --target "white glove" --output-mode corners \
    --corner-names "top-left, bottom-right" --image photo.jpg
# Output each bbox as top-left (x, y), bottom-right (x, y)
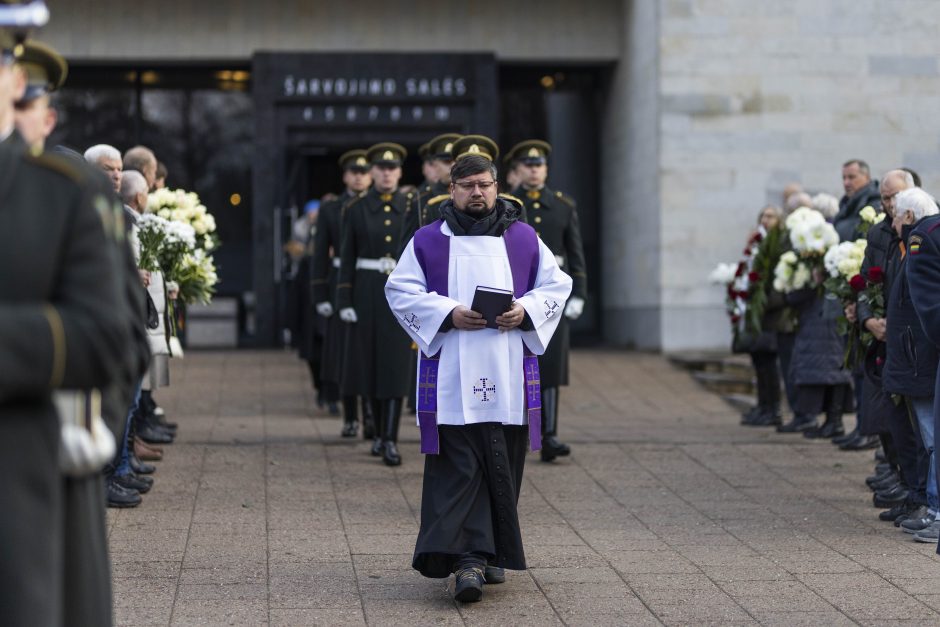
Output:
top-left (316, 301), bottom-right (334, 317)
top-left (59, 415), bottom-right (116, 478)
top-left (339, 307), bottom-right (358, 323)
top-left (565, 297), bottom-right (585, 320)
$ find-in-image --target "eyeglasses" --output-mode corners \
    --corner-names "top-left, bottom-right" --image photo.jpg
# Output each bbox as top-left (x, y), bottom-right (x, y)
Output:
top-left (454, 180), bottom-right (496, 191)
top-left (881, 191), bottom-right (900, 204)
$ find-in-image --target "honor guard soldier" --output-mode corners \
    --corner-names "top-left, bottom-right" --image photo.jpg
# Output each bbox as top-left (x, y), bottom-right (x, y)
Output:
top-left (337, 143), bottom-right (416, 466)
top-left (312, 149), bottom-right (374, 438)
top-left (1, 3), bottom-right (128, 623)
top-left (418, 141), bottom-right (437, 191)
top-left (400, 132), bottom-right (461, 252)
top-left (507, 139), bottom-right (588, 462)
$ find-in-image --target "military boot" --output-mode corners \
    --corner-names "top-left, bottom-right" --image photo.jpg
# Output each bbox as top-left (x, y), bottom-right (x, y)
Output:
top-left (540, 387), bottom-right (571, 462)
top-left (382, 398), bottom-right (403, 467)
top-left (341, 396), bottom-right (358, 438)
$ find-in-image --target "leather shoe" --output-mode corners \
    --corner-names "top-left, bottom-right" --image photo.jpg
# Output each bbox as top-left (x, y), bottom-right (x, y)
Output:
top-left (873, 485), bottom-right (909, 508)
top-left (130, 452), bottom-right (156, 475)
top-left (134, 436), bottom-right (163, 461)
top-left (803, 421), bottom-right (845, 439)
top-left (341, 421), bottom-right (357, 438)
top-left (777, 414), bottom-right (817, 433)
top-left (746, 410), bottom-right (782, 427)
top-left (137, 423), bottom-right (174, 445)
top-left (870, 475), bottom-right (901, 493)
top-left (840, 434), bottom-right (880, 451)
top-left (382, 441), bottom-right (402, 466)
top-left (540, 436), bottom-right (571, 462)
top-left (370, 437), bottom-right (383, 457)
top-left (879, 501), bottom-right (914, 522)
top-left (484, 565), bottom-right (505, 584)
top-left (113, 473), bottom-right (153, 494)
top-left (832, 428), bottom-right (859, 446)
top-left (453, 567), bottom-right (484, 603)
top-left (106, 477), bottom-right (141, 508)
top-left (866, 470), bottom-right (896, 489)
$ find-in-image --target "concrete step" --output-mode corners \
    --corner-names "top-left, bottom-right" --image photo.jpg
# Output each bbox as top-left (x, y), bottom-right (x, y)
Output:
top-left (667, 351), bottom-right (732, 373)
top-left (723, 393), bottom-right (757, 414)
top-left (692, 371), bottom-right (755, 395)
top-left (721, 355), bottom-right (755, 377)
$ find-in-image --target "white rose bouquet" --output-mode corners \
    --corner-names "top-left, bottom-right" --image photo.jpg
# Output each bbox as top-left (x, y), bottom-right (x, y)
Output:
top-left (773, 207), bottom-right (839, 292)
top-left (856, 205), bottom-right (886, 238)
top-left (148, 188), bottom-right (220, 252)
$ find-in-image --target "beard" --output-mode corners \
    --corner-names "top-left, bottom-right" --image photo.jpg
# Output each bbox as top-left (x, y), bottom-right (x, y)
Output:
top-left (460, 197), bottom-right (493, 217)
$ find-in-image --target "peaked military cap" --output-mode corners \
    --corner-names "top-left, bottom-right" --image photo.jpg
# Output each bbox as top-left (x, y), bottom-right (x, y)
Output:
top-left (418, 142), bottom-right (431, 161)
top-left (0, 1), bottom-right (49, 55)
top-left (367, 142), bottom-right (407, 167)
top-left (338, 149), bottom-right (369, 172)
top-left (427, 133), bottom-right (461, 161)
top-left (15, 40), bottom-right (66, 104)
top-left (505, 139), bottom-right (551, 166)
top-left (451, 134), bottom-right (499, 162)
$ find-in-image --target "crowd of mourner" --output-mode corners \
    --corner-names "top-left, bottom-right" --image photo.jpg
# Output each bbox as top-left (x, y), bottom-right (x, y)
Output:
top-left (712, 160), bottom-right (940, 544)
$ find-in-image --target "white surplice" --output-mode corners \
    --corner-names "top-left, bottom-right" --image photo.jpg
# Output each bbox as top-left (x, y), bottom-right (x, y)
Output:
top-left (385, 221), bottom-right (573, 426)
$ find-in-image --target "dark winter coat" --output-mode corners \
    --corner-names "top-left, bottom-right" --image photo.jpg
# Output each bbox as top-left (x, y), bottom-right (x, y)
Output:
top-left (857, 219), bottom-right (902, 327)
top-left (883, 229), bottom-right (939, 398)
top-left (787, 289), bottom-right (852, 386)
top-left (834, 180), bottom-right (881, 243)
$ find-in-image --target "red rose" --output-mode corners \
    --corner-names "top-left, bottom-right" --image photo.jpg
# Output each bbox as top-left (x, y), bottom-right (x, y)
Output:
top-left (849, 274), bottom-right (866, 292)
top-left (867, 266), bottom-right (884, 284)
top-left (742, 247), bottom-right (753, 256)
top-left (735, 262), bottom-right (745, 277)
top-left (731, 315), bottom-right (741, 324)
top-left (751, 232), bottom-right (764, 244)
top-left (748, 271), bottom-right (760, 283)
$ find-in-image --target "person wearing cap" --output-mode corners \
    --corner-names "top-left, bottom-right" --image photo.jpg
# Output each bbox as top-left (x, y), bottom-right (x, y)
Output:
top-left (11, 39), bottom-right (62, 150)
top-left (1, 3), bottom-right (128, 623)
top-left (385, 151), bottom-right (571, 602)
top-left (418, 141), bottom-right (437, 190)
top-left (313, 149), bottom-right (374, 437)
top-left (507, 139), bottom-right (588, 462)
top-left (400, 133), bottom-right (461, 252)
top-left (337, 142), bottom-right (416, 466)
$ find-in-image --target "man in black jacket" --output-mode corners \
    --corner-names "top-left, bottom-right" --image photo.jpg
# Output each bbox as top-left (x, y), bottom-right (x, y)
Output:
top-left (834, 159), bottom-right (881, 242)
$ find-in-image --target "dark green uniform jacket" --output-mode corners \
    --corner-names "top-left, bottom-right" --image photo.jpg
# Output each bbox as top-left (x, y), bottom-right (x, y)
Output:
top-left (512, 185), bottom-right (588, 388)
top-left (337, 187), bottom-right (415, 398)
top-left (0, 134), bottom-right (126, 626)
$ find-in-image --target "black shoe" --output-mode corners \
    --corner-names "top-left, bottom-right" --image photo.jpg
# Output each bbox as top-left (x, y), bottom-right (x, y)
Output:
top-left (113, 472), bottom-right (153, 494)
top-left (371, 437), bottom-right (383, 457)
top-left (879, 501), bottom-right (916, 522)
top-left (875, 449), bottom-right (887, 463)
top-left (740, 406), bottom-right (761, 425)
top-left (870, 475), bottom-right (901, 493)
top-left (832, 428), bottom-right (859, 446)
top-left (777, 414), bottom-right (817, 433)
top-left (341, 420), bottom-right (357, 438)
top-left (483, 565), bottom-right (505, 584)
top-left (875, 462), bottom-right (893, 475)
top-left (130, 453), bottom-right (156, 475)
top-left (865, 471), bottom-right (898, 492)
top-left (106, 477), bottom-right (142, 508)
top-left (382, 441), bottom-right (401, 466)
top-left (874, 485), bottom-right (909, 508)
top-left (747, 410), bottom-right (783, 427)
top-left (803, 420), bottom-right (845, 440)
top-left (840, 434), bottom-right (881, 451)
top-left (540, 435), bottom-right (571, 462)
top-left (900, 507), bottom-right (935, 534)
top-left (453, 567), bottom-right (485, 603)
top-left (137, 423), bottom-right (174, 445)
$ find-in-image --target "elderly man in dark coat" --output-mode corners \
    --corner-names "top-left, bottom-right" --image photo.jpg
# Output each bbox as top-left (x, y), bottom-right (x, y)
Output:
top-left (833, 159), bottom-right (881, 242)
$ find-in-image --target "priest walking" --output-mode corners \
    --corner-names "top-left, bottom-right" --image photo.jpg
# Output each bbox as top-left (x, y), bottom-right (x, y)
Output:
top-left (385, 150), bottom-right (572, 602)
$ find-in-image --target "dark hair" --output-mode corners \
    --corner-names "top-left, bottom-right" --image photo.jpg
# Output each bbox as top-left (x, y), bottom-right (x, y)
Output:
top-left (901, 167), bottom-right (922, 188)
top-left (450, 154), bottom-right (498, 183)
top-left (156, 161), bottom-right (168, 180)
top-left (843, 159), bottom-right (870, 176)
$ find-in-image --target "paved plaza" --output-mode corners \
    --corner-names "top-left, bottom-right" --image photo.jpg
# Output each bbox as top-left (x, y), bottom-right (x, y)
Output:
top-left (109, 350), bottom-right (940, 626)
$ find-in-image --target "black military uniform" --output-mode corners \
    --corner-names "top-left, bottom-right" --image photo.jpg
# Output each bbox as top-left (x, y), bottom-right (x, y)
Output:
top-left (337, 143), bottom-right (415, 465)
top-left (507, 139), bottom-right (588, 462)
top-left (312, 149), bottom-right (372, 438)
top-left (907, 214), bottom-right (940, 554)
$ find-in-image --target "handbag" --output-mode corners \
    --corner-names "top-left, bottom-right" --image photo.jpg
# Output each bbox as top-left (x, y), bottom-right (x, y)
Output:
top-left (732, 329), bottom-right (777, 354)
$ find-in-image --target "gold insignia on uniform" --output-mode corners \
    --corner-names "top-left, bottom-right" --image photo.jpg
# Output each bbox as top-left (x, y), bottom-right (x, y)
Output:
top-left (356, 157), bottom-right (367, 166)
top-left (445, 142), bottom-right (453, 152)
top-left (380, 194), bottom-right (392, 202)
top-left (384, 235), bottom-right (392, 242)
top-left (535, 216), bottom-right (542, 223)
top-left (528, 147), bottom-right (540, 158)
top-left (383, 150), bottom-right (394, 161)
top-left (527, 190), bottom-right (540, 200)
top-left (468, 144), bottom-right (480, 154)
top-left (384, 219), bottom-right (391, 226)
top-left (533, 202), bottom-right (541, 209)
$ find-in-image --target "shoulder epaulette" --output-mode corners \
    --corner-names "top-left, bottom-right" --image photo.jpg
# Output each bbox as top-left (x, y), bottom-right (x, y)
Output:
top-left (498, 193), bottom-right (524, 206)
top-left (24, 151), bottom-right (84, 183)
top-left (426, 194), bottom-right (450, 206)
top-left (341, 191), bottom-right (368, 214)
top-left (554, 190), bottom-right (576, 208)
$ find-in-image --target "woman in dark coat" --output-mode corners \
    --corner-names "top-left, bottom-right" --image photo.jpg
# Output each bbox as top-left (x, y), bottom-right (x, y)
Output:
top-left (778, 285), bottom-right (853, 437)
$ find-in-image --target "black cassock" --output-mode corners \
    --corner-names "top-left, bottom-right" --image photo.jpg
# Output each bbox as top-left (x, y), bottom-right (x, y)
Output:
top-left (413, 423), bottom-right (528, 578)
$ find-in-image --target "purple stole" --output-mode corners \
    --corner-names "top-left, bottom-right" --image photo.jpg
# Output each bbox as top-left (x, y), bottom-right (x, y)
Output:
top-left (412, 220), bottom-right (542, 454)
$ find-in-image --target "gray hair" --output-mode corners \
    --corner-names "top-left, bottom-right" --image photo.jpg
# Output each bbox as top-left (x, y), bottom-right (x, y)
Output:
top-left (83, 144), bottom-right (121, 164)
top-left (123, 145), bottom-right (157, 173)
top-left (843, 159), bottom-right (871, 177)
top-left (120, 170), bottom-right (148, 206)
top-left (895, 187), bottom-right (939, 222)
top-left (882, 169), bottom-right (915, 189)
top-left (785, 191), bottom-right (813, 214)
top-left (811, 193), bottom-right (840, 220)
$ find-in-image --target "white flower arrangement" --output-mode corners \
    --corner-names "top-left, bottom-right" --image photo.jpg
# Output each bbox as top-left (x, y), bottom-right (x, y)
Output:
top-left (148, 188), bottom-right (219, 250)
top-left (824, 239), bottom-right (867, 280)
top-left (708, 262), bottom-right (738, 285)
top-left (772, 250), bottom-right (817, 293)
top-left (786, 207), bottom-right (839, 255)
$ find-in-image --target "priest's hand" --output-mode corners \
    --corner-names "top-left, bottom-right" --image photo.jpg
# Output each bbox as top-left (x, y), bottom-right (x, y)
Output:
top-left (496, 302), bottom-right (525, 332)
top-left (452, 305), bottom-right (487, 330)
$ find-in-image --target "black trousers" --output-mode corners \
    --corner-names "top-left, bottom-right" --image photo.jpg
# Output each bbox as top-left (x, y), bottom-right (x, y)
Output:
top-left (413, 423), bottom-right (528, 578)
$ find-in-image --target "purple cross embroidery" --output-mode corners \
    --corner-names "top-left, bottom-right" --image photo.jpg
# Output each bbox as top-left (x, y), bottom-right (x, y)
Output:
top-left (544, 299), bottom-right (559, 318)
top-left (525, 360), bottom-right (541, 406)
top-left (419, 367), bottom-right (437, 405)
top-left (473, 378), bottom-right (496, 402)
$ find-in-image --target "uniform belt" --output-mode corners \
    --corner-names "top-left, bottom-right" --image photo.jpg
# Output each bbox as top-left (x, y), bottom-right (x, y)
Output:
top-left (332, 257), bottom-right (341, 269)
top-left (356, 257), bottom-right (397, 274)
top-left (554, 255), bottom-right (565, 268)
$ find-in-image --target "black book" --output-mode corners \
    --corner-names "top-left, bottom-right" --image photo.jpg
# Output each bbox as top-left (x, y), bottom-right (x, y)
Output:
top-left (470, 285), bottom-right (514, 329)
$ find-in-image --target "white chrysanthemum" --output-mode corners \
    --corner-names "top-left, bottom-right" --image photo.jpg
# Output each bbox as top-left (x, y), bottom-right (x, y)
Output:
top-left (792, 263), bottom-right (811, 289)
top-left (786, 207), bottom-right (825, 231)
top-left (708, 262), bottom-right (738, 285)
